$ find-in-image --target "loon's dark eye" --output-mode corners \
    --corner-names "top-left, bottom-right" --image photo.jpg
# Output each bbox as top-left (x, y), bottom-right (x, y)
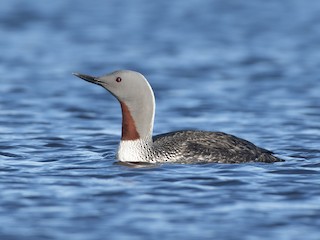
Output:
top-left (116, 77), bottom-right (122, 82)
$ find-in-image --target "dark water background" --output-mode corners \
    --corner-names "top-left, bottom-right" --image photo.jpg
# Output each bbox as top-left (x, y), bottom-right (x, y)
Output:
top-left (1, 0), bottom-right (320, 239)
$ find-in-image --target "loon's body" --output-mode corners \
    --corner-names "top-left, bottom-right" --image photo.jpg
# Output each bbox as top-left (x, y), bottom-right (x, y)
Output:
top-left (73, 70), bottom-right (282, 164)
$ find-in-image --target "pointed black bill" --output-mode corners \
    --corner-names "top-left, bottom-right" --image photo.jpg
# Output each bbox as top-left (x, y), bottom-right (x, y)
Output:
top-left (72, 73), bottom-right (101, 85)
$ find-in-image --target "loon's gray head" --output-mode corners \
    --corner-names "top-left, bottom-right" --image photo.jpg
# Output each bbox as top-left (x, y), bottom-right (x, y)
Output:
top-left (73, 70), bottom-right (155, 141)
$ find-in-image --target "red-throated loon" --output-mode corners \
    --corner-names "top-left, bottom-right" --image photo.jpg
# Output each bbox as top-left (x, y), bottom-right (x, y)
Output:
top-left (73, 70), bottom-right (282, 164)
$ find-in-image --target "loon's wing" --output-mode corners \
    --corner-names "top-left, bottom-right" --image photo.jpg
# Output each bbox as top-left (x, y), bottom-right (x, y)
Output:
top-left (153, 130), bottom-right (282, 163)
top-left (185, 132), bottom-right (282, 163)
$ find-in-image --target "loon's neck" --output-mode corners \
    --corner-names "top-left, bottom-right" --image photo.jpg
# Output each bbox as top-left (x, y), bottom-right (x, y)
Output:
top-left (119, 77), bottom-right (155, 141)
top-left (117, 81), bottom-right (155, 162)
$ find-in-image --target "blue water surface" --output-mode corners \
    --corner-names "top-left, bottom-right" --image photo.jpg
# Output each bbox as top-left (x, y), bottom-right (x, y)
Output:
top-left (1, 0), bottom-right (320, 239)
